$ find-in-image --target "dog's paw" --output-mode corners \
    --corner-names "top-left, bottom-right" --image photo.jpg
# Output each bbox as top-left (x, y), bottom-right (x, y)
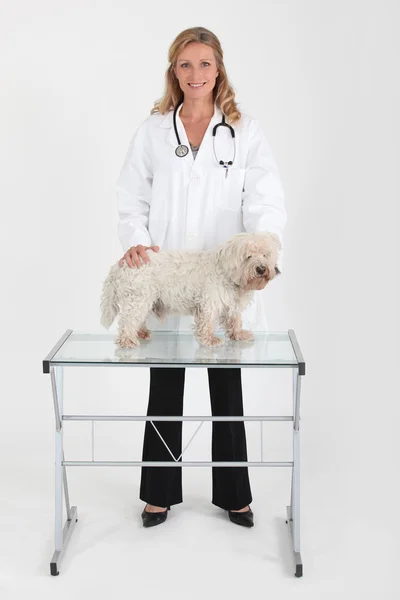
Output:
top-left (138, 328), bottom-right (151, 340)
top-left (115, 336), bottom-right (140, 348)
top-left (199, 335), bottom-right (224, 347)
top-left (227, 329), bottom-right (254, 341)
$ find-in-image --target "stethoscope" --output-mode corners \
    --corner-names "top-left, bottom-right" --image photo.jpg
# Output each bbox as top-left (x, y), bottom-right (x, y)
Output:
top-left (173, 100), bottom-right (236, 177)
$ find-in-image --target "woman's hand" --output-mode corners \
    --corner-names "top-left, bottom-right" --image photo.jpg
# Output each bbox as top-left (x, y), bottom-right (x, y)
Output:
top-left (119, 244), bottom-right (160, 269)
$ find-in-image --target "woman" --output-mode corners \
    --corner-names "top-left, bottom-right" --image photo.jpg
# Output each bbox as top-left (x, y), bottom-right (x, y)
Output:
top-left (116, 27), bottom-right (287, 528)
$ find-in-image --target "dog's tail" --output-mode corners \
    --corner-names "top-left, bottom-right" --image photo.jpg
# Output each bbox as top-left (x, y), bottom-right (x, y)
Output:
top-left (100, 265), bottom-right (119, 329)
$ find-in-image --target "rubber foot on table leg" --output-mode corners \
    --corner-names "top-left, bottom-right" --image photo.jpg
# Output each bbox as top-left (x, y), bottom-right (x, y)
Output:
top-left (295, 564), bottom-right (303, 577)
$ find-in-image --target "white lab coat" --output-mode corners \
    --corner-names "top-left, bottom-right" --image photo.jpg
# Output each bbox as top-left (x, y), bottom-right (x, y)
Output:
top-left (116, 101), bottom-right (287, 332)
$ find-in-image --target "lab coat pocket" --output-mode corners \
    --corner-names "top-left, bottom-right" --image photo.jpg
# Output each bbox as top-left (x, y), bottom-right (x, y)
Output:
top-left (148, 217), bottom-right (170, 249)
top-left (216, 167), bottom-right (246, 211)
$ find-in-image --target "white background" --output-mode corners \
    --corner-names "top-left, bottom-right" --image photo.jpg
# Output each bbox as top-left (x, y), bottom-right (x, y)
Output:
top-left (0, 0), bottom-right (399, 597)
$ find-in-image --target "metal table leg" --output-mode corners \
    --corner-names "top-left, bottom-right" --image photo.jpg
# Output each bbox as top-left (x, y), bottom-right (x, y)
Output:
top-left (286, 366), bottom-right (303, 577)
top-left (49, 366), bottom-right (78, 576)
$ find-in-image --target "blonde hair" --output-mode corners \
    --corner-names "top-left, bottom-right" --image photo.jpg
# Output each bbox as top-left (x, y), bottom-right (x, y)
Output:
top-left (150, 27), bottom-right (241, 125)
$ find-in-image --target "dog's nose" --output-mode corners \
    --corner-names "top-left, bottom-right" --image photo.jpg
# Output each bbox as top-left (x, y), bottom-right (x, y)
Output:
top-left (256, 266), bottom-right (267, 275)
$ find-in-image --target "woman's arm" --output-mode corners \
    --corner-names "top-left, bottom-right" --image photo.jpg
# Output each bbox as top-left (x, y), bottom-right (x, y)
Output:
top-left (242, 118), bottom-right (287, 275)
top-left (116, 119), bottom-right (153, 253)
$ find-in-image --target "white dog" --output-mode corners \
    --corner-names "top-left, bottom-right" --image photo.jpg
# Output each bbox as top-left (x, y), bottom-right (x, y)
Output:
top-left (100, 232), bottom-right (281, 348)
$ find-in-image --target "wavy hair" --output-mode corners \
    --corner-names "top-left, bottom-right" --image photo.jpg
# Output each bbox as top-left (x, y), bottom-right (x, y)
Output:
top-left (150, 27), bottom-right (241, 125)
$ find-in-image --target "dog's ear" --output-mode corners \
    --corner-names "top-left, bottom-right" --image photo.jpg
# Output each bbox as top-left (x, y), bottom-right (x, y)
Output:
top-left (215, 235), bottom-right (249, 286)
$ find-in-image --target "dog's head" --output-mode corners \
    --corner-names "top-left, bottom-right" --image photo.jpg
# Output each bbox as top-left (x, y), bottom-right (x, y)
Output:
top-left (216, 232), bottom-right (281, 291)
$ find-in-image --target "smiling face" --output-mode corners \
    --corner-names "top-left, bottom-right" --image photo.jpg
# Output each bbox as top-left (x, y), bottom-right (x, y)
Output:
top-left (173, 42), bottom-right (219, 100)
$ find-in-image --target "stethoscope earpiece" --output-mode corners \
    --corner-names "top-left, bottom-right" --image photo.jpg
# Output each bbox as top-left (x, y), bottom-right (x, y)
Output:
top-left (173, 100), bottom-right (236, 169)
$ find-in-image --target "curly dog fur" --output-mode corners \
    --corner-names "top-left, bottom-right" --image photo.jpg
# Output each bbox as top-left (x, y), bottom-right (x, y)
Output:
top-left (100, 232), bottom-right (281, 348)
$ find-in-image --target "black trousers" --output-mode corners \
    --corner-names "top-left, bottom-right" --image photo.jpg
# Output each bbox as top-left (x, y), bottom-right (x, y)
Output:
top-left (139, 367), bottom-right (252, 510)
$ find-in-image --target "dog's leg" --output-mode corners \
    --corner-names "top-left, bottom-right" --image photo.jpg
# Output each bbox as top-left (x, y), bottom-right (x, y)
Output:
top-left (193, 306), bottom-right (224, 347)
top-left (220, 311), bottom-right (254, 341)
top-left (115, 294), bottom-right (154, 348)
top-left (152, 299), bottom-right (167, 323)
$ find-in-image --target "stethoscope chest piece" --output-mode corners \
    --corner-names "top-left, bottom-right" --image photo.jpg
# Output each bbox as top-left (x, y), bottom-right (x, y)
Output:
top-left (175, 144), bottom-right (189, 157)
top-left (173, 100), bottom-right (236, 169)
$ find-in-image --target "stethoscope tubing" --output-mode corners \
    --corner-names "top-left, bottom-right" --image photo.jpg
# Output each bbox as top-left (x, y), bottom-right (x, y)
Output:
top-left (173, 99), bottom-right (236, 168)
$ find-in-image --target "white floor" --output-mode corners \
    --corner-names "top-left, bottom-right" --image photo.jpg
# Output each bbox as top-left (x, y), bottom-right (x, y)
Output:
top-left (1, 444), bottom-right (397, 600)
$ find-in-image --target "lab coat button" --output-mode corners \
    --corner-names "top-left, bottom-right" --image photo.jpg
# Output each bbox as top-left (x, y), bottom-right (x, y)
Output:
top-left (187, 232), bottom-right (196, 240)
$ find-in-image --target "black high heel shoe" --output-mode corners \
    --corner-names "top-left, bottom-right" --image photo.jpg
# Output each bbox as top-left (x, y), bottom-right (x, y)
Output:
top-left (227, 507), bottom-right (254, 528)
top-left (141, 505), bottom-right (171, 528)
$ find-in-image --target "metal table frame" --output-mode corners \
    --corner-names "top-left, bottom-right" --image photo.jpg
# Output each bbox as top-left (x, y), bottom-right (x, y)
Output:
top-left (43, 329), bottom-right (305, 577)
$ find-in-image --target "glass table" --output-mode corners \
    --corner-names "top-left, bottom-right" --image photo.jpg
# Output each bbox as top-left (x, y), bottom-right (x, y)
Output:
top-left (43, 329), bottom-right (305, 577)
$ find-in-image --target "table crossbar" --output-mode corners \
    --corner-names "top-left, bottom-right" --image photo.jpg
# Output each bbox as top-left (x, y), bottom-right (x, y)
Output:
top-left (63, 461), bottom-right (294, 467)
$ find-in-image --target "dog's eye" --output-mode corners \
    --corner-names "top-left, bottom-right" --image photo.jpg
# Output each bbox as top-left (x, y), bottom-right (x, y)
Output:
top-left (247, 255), bottom-right (252, 260)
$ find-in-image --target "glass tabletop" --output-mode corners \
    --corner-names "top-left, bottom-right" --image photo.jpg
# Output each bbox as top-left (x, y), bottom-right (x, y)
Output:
top-left (43, 330), bottom-right (305, 372)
